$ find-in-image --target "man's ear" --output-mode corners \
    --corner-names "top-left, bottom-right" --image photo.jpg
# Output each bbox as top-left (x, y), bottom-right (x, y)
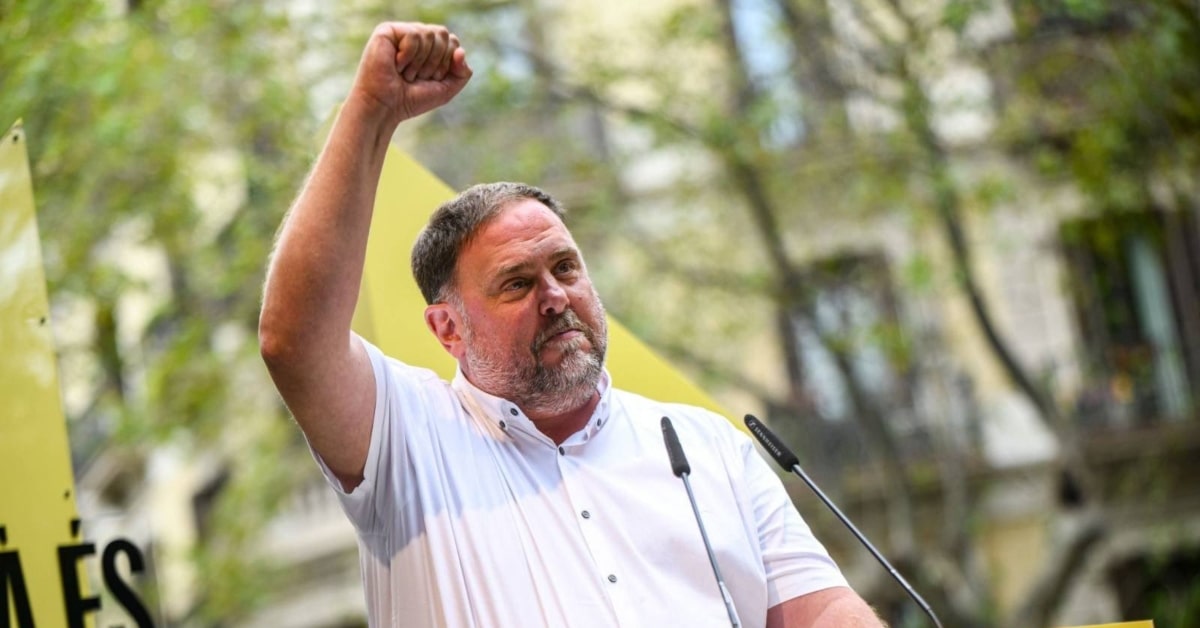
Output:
top-left (424, 303), bottom-right (466, 360)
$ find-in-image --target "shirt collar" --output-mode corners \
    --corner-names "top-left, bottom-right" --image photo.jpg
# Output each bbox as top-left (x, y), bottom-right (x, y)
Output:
top-left (452, 368), bottom-right (614, 442)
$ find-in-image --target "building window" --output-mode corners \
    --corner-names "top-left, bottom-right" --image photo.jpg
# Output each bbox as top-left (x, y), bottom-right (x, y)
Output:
top-left (730, 0), bottom-right (806, 146)
top-left (1110, 545), bottom-right (1200, 623)
top-left (1014, 0), bottom-right (1140, 37)
top-left (1061, 209), bottom-right (1200, 425)
top-left (780, 252), bottom-right (927, 466)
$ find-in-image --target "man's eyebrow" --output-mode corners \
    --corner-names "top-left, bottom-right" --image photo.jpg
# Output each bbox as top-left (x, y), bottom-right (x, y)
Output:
top-left (493, 247), bottom-right (579, 278)
top-left (551, 246), bottom-right (581, 261)
top-left (494, 260), bottom-right (534, 279)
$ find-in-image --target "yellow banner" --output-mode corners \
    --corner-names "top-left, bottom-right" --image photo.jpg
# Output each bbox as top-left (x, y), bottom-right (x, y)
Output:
top-left (0, 120), bottom-right (84, 626)
top-left (353, 142), bottom-right (731, 420)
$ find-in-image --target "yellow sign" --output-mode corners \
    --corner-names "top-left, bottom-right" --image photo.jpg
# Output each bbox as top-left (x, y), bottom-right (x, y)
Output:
top-left (353, 142), bottom-right (731, 419)
top-left (2, 120), bottom-right (156, 628)
top-left (0, 120), bottom-right (83, 626)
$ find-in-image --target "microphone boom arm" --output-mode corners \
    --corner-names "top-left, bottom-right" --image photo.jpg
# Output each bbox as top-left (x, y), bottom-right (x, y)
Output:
top-left (744, 414), bottom-right (944, 628)
top-left (662, 417), bottom-right (742, 628)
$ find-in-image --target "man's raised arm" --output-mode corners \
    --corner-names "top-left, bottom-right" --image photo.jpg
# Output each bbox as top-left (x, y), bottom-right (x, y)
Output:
top-left (259, 23), bottom-right (471, 490)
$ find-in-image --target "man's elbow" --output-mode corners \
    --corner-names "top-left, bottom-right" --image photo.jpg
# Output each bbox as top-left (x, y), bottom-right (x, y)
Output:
top-left (258, 308), bottom-right (279, 354)
top-left (258, 308), bottom-right (298, 373)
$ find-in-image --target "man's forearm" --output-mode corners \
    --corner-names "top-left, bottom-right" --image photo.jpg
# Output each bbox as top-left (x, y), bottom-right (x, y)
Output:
top-left (257, 23), bottom-right (471, 485)
top-left (261, 21), bottom-right (471, 364)
top-left (259, 95), bottom-right (396, 362)
top-left (767, 587), bottom-right (886, 628)
top-left (806, 593), bottom-right (886, 627)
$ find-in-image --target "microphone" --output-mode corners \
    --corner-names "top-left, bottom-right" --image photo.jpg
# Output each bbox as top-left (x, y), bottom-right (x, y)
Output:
top-left (743, 414), bottom-right (944, 628)
top-left (661, 417), bottom-right (741, 628)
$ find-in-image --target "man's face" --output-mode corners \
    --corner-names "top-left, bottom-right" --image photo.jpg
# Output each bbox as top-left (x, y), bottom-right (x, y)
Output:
top-left (448, 198), bottom-right (608, 415)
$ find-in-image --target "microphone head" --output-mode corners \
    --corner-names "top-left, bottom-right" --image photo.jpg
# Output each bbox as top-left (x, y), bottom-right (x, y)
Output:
top-left (660, 416), bottom-right (691, 477)
top-left (744, 414), bottom-right (800, 470)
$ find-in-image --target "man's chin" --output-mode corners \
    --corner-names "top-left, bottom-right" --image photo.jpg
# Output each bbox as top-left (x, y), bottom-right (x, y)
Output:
top-left (537, 350), bottom-right (601, 383)
top-left (537, 338), bottom-right (591, 364)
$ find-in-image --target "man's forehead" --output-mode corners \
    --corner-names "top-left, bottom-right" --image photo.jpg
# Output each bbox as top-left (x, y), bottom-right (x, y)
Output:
top-left (477, 200), bottom-right (573, 244)
top-left (489, 197), bottom-right (565, 228)
top-left (459, 201), bottom-right (580, 275)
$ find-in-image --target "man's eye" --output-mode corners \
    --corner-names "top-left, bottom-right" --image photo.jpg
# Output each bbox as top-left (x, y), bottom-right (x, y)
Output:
top-left (555, 260), bottom-right (578, 274)
top-left (504, 279), bottom-right (529, 291)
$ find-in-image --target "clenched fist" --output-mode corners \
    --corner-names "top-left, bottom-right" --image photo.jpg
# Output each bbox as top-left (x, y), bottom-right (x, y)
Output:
top-left (350, 22), bottom-right (473, 126)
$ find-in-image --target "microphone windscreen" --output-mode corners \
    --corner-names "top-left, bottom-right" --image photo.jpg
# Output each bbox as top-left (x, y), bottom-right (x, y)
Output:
top-left (744, 414), bottom-right (800, 470)
top-left (660, 416), bottom-right (691, 477)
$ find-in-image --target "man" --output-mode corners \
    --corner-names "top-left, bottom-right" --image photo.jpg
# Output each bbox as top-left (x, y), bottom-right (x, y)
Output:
top-left (259, 21), bottom-right (883, 627)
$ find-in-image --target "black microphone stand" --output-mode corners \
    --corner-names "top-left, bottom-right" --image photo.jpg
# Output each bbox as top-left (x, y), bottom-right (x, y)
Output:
top-left (661, 417), bottom-right (741, 628)
top-left (744, 414), bottom-right (944, 628)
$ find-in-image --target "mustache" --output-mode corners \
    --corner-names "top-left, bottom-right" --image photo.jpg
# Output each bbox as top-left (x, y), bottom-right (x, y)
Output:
top-left (532, 309), bottom-right (590, 352)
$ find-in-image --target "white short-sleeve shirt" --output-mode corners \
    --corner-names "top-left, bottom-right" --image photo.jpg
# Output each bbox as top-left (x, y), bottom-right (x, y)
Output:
top-left (310, 337), bottom-right (847, 627)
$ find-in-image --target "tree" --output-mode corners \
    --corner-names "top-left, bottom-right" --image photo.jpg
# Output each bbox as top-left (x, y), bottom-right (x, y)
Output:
top-left (0, 0), bottom-right (332, 621)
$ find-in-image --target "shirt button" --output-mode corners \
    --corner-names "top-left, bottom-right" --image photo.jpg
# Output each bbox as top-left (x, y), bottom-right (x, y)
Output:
top-left (581, 510), bottom-right (591, 519)
top-left (558, 446), bottom-right (565, 455)
top-left (607, 574), bottom-right (617, 583)
top-left (509, 407), bottom-right (519, 416)
top-left (499, 420), bottom-right (507, 430)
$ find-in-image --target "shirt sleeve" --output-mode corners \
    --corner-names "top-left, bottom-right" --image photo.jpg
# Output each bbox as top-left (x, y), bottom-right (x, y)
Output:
top-left (738, 430), bottom-right (849, 606)
top-left (306, 335), bottom-right (439, 536)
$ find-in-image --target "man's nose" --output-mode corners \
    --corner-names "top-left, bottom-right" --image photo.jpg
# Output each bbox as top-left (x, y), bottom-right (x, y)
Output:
top-left (539, 277), bottom-right (569, 316)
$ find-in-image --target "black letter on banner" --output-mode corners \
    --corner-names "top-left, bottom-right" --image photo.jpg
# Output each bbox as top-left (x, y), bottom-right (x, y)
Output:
top-left (57, 542), bottom-right (99, 628)
top-left (0, 549), bottom-right (36, 628)
top-left (101, 540), bottom-right (154, 627)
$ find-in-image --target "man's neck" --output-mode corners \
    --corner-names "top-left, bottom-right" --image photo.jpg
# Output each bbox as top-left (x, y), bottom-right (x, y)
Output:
top-left (524, 391), bottom-right (601, 445)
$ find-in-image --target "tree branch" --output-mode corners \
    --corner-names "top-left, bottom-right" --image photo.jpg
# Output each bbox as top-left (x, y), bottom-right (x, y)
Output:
top-left (1006, 511), bottom-right (1107, 628)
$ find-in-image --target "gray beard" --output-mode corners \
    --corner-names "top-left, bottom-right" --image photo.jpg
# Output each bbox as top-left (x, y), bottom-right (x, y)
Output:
top-left (518, 336), bottom-right (604, 416)
top-left (461, 307), bottom-right (607, 416)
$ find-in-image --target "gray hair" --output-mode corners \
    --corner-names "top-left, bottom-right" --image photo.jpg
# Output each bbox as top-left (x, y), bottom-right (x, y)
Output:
top-left (411, 182), bottom-right (566, 305)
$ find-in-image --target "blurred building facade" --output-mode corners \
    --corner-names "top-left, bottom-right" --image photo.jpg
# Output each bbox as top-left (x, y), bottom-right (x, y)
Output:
top-left (64, 0), bottom-right (1200, 626)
